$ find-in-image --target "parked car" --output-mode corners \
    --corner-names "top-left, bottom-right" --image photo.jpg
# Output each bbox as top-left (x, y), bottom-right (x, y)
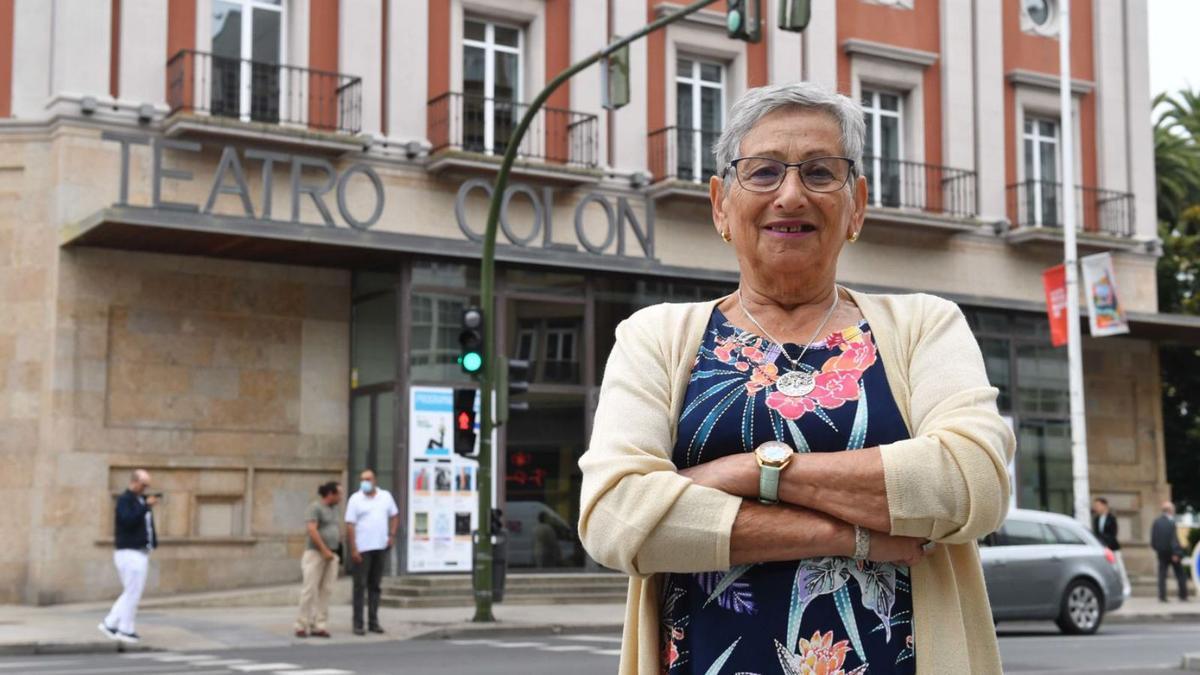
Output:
top-left (503, 501), bottom-right (581, 568)
top-left (979, 508), bottom-right (1127, 634)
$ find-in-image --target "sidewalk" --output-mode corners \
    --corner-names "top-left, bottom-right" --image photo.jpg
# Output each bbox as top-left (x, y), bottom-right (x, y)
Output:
top-left (0, 579), bottom-right (625, 656)
top-left (1, 582), bottom-right (1196, 657)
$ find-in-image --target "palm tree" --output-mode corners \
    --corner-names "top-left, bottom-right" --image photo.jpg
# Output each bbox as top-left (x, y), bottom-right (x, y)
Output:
top-left (1154, 92), bottom-right (1200, 225)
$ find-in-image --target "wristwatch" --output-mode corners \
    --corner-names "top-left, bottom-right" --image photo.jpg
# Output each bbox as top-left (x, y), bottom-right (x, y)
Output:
top-left (754, 441), bottom-right (795, 505)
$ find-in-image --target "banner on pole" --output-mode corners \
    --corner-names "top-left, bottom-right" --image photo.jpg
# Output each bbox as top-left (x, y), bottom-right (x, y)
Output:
top-left (1080, 252), bottom-right (1129, 338)
top-left (1042, 264), bottom-right (1068, 347)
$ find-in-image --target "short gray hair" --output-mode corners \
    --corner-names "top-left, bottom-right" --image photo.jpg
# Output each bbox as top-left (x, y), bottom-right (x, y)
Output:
top-left (713, 83), bottom-right (866, 180)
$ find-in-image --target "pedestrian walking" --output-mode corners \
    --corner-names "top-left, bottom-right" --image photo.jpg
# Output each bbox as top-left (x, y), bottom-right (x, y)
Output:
top-left (578, 82), bottom-right (1015, 674)
top-left (344, 469), bottom-right (398, 636)
top-left (1091, 496), bottom-right (1130, 597)
top-left (98, 469), bottom-right (158, 644)
top-left (296, 481), bottom-right (342, 638)
top-left (1150, 501), bottom-right (1191, 602)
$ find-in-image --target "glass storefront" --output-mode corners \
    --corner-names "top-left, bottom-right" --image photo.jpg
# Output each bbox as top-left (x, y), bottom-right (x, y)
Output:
top-left (348, 260), bottom-right (737, 573)
top-left (965, 308), bottom-right (1071, 515)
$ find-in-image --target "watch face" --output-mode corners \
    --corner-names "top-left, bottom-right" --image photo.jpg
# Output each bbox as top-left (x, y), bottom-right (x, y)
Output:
top-left (758, 442), bottom-right (793, 463)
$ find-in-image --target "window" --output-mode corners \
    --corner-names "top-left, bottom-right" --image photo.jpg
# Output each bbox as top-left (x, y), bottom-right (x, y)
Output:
top-left (675, 57), bottom-right (724, 182)
top-left (410, 293), bottom-right (473, 383)
top-left (1023, 116), bottom-right (1061, 226)
top-left (463, 19), bottom-right (523, 156)
top-left (861, 89), bottom-right (903, 208)
top-left (1047, 523), bottom-right (1086, 545)
top-left (211, 0), bottom-right (283, 123)
top-left (515, 330), bottom-right (537, 362)
top-left (1017, 419), bottom-right (1073, 514)
top-left (999, 519), bottom-right (1055, 546)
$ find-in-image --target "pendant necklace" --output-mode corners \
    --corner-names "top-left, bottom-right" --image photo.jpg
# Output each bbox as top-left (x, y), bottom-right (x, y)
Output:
top-left (737, 286), bottom-right (841, 398)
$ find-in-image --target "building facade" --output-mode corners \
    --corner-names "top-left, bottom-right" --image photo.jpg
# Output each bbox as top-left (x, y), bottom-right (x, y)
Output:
top-left (0, 0), bottom-right (1188, 604)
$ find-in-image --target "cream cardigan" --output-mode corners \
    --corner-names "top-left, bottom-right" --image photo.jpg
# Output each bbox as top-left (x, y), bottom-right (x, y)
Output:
top-left (578, 289), bottom-right (1016, 675)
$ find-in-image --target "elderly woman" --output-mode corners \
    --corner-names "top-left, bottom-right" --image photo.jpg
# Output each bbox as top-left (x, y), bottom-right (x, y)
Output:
top-left (579, 83), bottom-right (1015, 675)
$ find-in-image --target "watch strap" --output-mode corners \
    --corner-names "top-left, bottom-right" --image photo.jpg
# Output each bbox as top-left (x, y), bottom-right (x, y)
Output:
top-left (758, 464), bottom-right (782, 504)
top-left (852, 524), bottom-right (871, 560)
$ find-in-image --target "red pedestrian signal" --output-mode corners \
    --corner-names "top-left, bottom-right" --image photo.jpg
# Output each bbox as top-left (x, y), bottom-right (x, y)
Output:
top-left (458, 411), bottom-right (472, 431)
top-left (453, 388), bottom-right (477, 456)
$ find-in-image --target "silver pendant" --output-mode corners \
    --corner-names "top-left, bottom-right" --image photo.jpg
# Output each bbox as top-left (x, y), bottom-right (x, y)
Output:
top-left (776, 370), bottom-right (815, 397)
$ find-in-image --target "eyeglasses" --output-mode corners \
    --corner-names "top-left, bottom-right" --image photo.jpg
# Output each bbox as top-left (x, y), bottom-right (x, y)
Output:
top-left (724, 156), bottom-right (856, 193)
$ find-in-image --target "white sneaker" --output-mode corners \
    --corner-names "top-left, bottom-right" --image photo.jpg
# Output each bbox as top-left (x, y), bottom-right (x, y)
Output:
top-left (115, 631), bottom-right (140, 644)
top-left (97, 622), bottom-right (119, 640)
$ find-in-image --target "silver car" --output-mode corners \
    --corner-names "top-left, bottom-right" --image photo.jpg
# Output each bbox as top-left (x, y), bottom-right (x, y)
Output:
top-left (979, 508), bottom-right (1127, 634)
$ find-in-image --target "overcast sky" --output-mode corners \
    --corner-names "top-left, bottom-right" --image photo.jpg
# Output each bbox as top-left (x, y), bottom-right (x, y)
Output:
top-left (1147, 0), bottom-right (1200, 98)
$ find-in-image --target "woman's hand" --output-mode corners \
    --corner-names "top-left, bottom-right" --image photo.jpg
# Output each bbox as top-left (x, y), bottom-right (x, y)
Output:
top-left (868, 531), bottom-right (935, 567)
top-left (677, 454), bottom-right (757, 497)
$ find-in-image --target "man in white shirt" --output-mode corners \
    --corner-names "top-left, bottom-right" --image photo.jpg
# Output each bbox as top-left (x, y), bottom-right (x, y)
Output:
top-left (344, 469), bottom-right (398, 635)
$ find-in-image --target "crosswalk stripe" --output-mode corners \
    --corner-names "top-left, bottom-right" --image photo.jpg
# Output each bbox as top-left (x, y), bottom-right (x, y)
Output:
top-left (558, 635), bottom-right (622, 644)
top-left (185, 660), bottom-right (255, 667)
top-left (0, 661), bottom-right (81, 670)
top-left (149, 655), bottom-right (217, 662)
top-left (228, 664), bottom-right (300, 672)
top-left (447, 639), bottom-right (491, 646)
top-left (591, 649), bottom-right (622, 656)
top-left (490, 641), bottom-right (547, 649)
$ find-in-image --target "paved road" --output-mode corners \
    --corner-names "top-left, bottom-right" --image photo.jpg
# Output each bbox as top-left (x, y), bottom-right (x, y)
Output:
top-left (1, 621), bottom-right (1196, 674)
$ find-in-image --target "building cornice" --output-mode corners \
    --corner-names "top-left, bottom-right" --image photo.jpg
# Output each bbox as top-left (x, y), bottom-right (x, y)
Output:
top-left (842, 39), bottom-right (938, 68)
top-left (1006, 69), bottom-right (1095, 95)
top-left (652, 3), bottom-right (728, 30)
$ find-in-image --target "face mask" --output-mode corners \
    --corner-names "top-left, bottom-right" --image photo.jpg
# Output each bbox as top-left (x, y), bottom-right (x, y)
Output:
top-left (360, 480), bottom-right (374, 493)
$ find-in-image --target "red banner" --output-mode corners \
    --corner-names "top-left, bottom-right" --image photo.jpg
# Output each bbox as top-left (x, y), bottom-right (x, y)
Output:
top-left (1043, 265), bottom-right (1068, 347)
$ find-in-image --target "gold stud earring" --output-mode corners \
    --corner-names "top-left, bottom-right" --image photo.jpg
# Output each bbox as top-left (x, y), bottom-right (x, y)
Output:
top-left (848, 230), bottom-right (859, 243)
top-left (721, 230), bottom-right (732, 243)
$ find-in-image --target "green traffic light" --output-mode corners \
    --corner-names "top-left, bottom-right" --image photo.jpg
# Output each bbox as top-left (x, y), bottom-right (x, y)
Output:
top-left (461, 352), bottom-right (483, 373)
top-left (727, 11), bottom-right (742, 33)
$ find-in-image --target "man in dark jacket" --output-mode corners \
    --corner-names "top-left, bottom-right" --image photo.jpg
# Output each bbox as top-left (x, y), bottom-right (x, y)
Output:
top-left (98, 469), bottom-right (158, 643)
top-left (1091, 497), bottom-right (1130, 597)
top-left (1150, 501), bottom-right (1190, 603)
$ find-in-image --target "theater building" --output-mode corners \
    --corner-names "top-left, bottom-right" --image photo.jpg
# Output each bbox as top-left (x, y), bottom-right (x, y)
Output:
top-left (0, 0), bottom-right (1190, 603)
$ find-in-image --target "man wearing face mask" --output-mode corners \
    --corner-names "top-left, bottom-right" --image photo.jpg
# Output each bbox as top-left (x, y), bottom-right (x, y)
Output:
top-left (98, 469), bottom-right (158, 644)
top-left (344, 469), bottom-right (398, 635)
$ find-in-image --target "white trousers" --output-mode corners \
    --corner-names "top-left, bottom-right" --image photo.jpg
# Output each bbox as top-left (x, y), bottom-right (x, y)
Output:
top-left (104, 549), bottom-right (148, 634)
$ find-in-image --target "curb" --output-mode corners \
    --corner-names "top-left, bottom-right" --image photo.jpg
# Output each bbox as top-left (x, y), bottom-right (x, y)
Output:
top-left (1108, 612), bottom-right (1200, 624)
top-left (0, 641), bottom-right (155, 656)
top-left (413, 622), bottom-right (624, 641)
top-left (1182, 652), bottom-right (1200, 672)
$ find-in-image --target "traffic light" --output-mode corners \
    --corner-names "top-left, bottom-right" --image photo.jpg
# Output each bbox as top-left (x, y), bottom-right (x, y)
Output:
top-left (494, 357), bottom-right (531, 426)
top-left (727, 0), bottom-right (762, 43)
top-left (453, 388), bottom-right (477, 456)
top-left (459, 307), bottom-right (484, 376)
top-left (602, 40), bottom-right (630, 110)
top-left (777, 0), bottom-right (811, 32)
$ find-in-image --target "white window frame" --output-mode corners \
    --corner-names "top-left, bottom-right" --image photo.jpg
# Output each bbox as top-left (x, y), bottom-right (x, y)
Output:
top-left (675, 57), bottom-right (725, 182)
top-left (1023, 115), bottom-right (1061, 226)
top-left (210, 0), bottom-right (287, 123)
top-left (544, 327), bottom-right (577, 363)
top-left (860, 88), bottom-right (905, 207)
top-left (463, 18), bottom-right (524, 155)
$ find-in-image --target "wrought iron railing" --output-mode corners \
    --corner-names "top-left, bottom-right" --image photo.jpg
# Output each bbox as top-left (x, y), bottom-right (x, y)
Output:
top-left (1006, 181), bottom-right (1135, 238)
top-left (166, 50), bottom-right (363, 134)
top-left (861, 156), bottom-right (977, 218)
top-left (647, 126), bottom-right (722, 184)
top-left (427, 92), bottom-right (599, 168)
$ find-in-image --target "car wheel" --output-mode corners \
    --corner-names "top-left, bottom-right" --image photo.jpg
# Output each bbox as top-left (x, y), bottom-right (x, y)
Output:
top-left (1055, 579), bottom-right (1103, 635)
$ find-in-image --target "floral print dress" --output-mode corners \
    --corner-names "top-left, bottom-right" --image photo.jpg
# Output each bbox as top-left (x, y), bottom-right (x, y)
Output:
top-left (661, 309), bottom-right (916, 675)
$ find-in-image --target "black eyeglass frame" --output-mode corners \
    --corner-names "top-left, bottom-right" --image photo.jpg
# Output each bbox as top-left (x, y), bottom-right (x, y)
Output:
top-left (722, 155), bottom-right (858, 193)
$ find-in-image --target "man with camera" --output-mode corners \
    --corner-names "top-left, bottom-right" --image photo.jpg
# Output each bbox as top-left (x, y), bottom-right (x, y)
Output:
top-left (98, 469), bottom-right (158, 644)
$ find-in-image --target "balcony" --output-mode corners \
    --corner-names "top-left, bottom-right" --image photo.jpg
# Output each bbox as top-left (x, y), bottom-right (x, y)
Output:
top-left (647, 126), bottom-right (721, 201)
top-left (1005, 181), bottom-right (1141, 249)
top-left (860, 156), bottom-right (978, 223)
top-left (426, 92), bottom-right (601, 184)
top-left (165, 50), bottom-right (364, 151)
